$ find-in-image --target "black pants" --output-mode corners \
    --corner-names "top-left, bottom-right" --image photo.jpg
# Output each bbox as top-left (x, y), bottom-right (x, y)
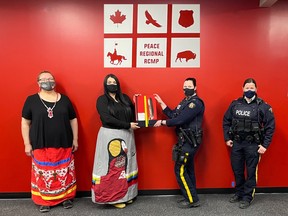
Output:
top-left (174, 142), bottom-right (200, 203)
top-left (231, 140), bottom-right (260, 202)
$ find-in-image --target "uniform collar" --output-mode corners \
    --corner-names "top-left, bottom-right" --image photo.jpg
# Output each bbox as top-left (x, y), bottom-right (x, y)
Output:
top-left (185, 93), bottom-right (197, 100)
top-left (243, 95), bottom-right (256, 104)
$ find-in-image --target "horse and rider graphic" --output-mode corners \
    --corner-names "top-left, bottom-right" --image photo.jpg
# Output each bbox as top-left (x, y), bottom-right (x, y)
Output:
top-left (107, 48), bottom-right (127, 65)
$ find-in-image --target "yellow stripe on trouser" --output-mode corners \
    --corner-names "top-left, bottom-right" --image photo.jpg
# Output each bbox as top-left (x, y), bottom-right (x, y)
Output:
top-left (252, 155), bottom-right (261, 199)
top-left (180, 153), bottom-right (193, 203)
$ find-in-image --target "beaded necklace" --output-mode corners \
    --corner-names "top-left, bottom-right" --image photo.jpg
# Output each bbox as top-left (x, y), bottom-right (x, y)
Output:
top-left (38, 93), bottom-right (58, 118)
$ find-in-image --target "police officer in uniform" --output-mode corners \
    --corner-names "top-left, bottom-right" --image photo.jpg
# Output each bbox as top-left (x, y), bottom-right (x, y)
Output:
top-left (154, 77), bottom-right (205, 208)
top-left (223, 78), bottom-right (275, 209)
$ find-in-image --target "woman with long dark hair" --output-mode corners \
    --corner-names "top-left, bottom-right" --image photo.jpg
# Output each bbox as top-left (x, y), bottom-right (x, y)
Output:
top-left (91, 74), bottom-right (139, 208)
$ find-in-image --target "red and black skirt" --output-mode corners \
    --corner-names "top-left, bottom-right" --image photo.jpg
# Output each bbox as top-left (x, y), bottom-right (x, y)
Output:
top-left (31, 147), bottom-right (77, 206)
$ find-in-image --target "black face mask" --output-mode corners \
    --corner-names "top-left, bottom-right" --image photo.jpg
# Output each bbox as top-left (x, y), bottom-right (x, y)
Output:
top-left (184, 88), bottom-right (195, 97)
top-left (107, 84), bottom-right (118, 93)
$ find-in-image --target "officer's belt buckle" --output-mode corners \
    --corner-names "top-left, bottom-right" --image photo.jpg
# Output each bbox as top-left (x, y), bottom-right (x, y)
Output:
top-left (245, 135), bottom-right (254, 142)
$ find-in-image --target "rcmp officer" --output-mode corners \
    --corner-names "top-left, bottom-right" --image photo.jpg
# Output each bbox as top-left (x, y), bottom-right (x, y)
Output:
top-left (154, 77), bottom-right (205, 208)
top-left (223, 78), bottom-right (275, 209)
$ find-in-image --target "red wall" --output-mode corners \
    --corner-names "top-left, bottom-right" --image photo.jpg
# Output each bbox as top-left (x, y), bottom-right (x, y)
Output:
top-left (0, 0), bottom-right (287, 193)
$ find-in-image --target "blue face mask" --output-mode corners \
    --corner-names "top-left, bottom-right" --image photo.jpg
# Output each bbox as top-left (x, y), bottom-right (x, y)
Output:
top-left (244, 90), bottom-right (256, 99)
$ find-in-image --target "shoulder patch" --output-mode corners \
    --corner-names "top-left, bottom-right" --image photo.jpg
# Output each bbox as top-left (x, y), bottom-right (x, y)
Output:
top-left (189, 102), bottom-right (196, 109)
top-left (269, 107), bottom-right (273, 113)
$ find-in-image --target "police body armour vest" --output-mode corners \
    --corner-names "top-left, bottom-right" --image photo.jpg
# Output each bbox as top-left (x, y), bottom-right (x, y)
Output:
top-left (232, 99), bottom-right (261, 133)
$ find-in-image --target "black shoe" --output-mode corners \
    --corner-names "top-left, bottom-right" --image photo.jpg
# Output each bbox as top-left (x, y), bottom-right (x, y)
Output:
top-left (239, 200), bottom-right (250, 209)
top-left (63, 200), bottom-right (73, 209)
top-left (39, 205), bottom-right (50, 213)
top-left (229, 194), bottom-right (242, 203)
top-left (176, 198), bottom-right (186, 203)
top-left (177, 200), bottom-right (200, 208)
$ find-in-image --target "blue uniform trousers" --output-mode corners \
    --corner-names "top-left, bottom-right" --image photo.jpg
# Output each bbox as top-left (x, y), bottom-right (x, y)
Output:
top-left (231, 140), bottom-right (260, 202)
top-left (174, 142), bottom-right (200, 203)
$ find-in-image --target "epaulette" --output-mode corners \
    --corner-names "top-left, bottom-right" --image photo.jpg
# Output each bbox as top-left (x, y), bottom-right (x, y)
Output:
top-left (191, 96), bottom-right (204, 106)
top-left (256, 97), bottom-right (263, 105)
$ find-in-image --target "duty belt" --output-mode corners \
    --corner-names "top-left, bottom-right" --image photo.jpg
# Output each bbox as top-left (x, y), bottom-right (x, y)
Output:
top-left (234, 133), bottom-right (261, 143)
top-left (177, 128), bottom-right (198, 147)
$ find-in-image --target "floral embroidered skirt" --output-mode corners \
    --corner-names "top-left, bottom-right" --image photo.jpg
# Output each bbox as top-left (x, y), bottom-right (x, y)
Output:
top-left (31, 147), bottom-right (77, 206)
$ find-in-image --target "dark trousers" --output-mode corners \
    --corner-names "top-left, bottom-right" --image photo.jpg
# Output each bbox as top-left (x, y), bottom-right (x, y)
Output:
top-left (174, 142), bottom-right (200, 203)
top-left (231, 140), bottom-right (260, 202)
